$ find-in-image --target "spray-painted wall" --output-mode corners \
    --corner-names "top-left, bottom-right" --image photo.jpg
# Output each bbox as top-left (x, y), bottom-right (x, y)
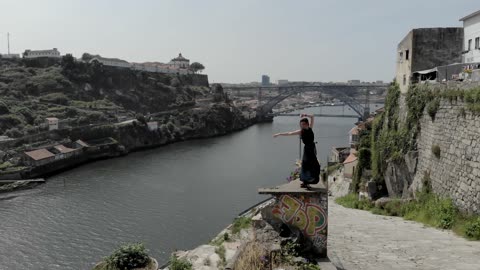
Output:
top-left (271, 193), bottom-right (328, 256)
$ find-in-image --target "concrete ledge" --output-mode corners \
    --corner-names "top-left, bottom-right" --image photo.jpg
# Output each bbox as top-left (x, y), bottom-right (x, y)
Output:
top-left (258, 180), bottom-right (327, 195)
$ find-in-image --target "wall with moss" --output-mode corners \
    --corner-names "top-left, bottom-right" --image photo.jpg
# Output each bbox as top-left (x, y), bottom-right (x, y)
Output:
top-left (364, 81), bottom-right (480, 214)
top-left (411, 98), bottom-right (480, 214)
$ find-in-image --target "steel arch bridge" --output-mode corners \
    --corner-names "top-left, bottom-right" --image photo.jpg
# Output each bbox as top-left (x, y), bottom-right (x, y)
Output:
top-left (222, 83), bottom-right (388, 120)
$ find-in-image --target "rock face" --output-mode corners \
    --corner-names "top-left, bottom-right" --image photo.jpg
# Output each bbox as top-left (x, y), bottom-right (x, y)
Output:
top-left (384, 159), bottom-right (414, 199)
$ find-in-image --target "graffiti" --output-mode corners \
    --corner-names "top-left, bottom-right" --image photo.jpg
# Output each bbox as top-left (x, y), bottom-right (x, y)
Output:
top-left (272, 195), bottom-right (327, 237)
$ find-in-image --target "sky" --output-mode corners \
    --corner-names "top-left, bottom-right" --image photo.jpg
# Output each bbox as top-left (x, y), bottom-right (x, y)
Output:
top-left (0, 0), bottom-right (477, 83)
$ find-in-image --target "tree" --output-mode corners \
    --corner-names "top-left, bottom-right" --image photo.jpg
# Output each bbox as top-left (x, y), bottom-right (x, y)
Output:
top-left (189, 62), bottom-right (205, 74)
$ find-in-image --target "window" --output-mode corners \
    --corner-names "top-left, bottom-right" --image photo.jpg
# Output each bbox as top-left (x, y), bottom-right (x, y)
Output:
top-left (399, 51), bottom-right (403, 61)
top-left (476, 37), bottom-right (480, 50)
top-left (403, 74), bottom-right (407, 86)
top-left (468, 39), bottom-right (472, 51)
top-left (405, 50), bottom-right (409, 60)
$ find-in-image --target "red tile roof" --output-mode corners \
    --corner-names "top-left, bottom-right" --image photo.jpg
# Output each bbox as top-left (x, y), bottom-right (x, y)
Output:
top-left (25, 149), bottom-right (55, 161)
top-left (54, 145), bottom-right (76, 154)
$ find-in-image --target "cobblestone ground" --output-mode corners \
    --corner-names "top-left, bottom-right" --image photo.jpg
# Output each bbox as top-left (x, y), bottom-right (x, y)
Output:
top-left (327, 198), bottom-right (480, 270)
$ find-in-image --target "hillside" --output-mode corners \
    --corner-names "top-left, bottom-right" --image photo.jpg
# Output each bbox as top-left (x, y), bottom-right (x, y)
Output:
top-left (0, 56), bottom-right (209, 137)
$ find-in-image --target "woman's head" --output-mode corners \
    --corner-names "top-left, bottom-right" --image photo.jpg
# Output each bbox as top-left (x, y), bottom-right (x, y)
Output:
top-left (299, 118), bottom-right (310, 129)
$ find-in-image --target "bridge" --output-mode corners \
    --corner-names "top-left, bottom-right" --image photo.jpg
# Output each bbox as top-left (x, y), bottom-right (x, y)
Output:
top-left (222, 83), bottom-right (389, 121)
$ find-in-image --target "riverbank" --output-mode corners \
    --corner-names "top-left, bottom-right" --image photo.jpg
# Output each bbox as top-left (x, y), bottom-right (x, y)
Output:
top-left (0, 102), bottom-right (258, 191)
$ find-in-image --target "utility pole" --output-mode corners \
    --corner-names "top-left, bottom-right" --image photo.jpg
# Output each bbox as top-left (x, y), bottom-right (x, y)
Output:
top-left (7, 32), bottom-right (10, 54)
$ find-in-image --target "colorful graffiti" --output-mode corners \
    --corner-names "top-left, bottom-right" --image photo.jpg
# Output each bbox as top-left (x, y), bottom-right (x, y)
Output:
top-left (272, 194), bottom-right (327, 239)
top-left (271, 194), bottom-right (328, 254)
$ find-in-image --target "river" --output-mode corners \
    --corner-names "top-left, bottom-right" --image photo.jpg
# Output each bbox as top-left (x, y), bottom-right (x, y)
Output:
top-left (0, 106), bottom-right (369, 270)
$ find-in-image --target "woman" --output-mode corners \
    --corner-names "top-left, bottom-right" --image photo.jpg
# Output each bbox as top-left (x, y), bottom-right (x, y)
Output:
top-left (273, 114), bottom-right (320, 188)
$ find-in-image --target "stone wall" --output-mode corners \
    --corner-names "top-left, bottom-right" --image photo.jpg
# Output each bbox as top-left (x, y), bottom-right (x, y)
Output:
top-left (410, 99), bottom-right (480, 214)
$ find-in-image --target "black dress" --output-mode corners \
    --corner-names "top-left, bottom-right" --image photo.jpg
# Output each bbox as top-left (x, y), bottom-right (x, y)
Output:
top-left (300, 128), bottom-right (320, 184)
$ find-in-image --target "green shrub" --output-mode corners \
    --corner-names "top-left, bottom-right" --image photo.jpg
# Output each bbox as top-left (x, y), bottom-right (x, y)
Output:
top-left (426, 99), bottom-right (440, 120)
top-left (103, 243), bottom-right (150, 270)
top-left (0, 100), bottom-right (10, 114)
top-left (358, 148), bottom-right (371, 170)
top-left (215, 245), bottom-right (226, 268)
top-left (169, 255), bottom-right (193, 270)
top-left (432, 145), bottom-right (441, 158)
top-left (464, 217), bottom-right (480, 240)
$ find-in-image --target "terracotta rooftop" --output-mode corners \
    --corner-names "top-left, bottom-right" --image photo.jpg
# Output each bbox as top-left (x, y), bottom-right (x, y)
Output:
top-left (343, 152), bottom-right (358, 164)
top-left (53, 145), bottom-right (76, 154)
top-left (25, 149), bottom-right (55, 161)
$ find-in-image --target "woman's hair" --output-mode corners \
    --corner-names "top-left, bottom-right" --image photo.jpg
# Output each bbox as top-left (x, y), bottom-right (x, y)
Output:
top-left (300, 118), bottom-right (309, 125)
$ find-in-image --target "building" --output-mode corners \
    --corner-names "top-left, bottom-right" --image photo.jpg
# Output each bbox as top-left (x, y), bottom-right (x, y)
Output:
top-left (46, 117), bottom-right (59, 131)
top-left (89, 56), bottom-right (131, 69)
top-left (51, 144), bottom-right (78, 160)
top-left (395, 28), bottom-right (463, 93)
top-left (277, 79), bottom-right (289, 85)
top-left (75, 140), bottom-right (89, 148)
top-left (349, 126), bottom-right (361, 147)
top-left (348, 80), bottom-right (361, 84)
top-left (147, 121), bottom-right (159, 131)
top-left (168, 53), bottom-right (190, 69)
top-left (460, 10), bottom-right (480, 64)
top-left (23, 149), bottom-right (56, 166)
top-left (343, 150), bottom-right (358, 179)
top-left (330, 147), bottom-right (351, 164)
top-left (261, 75), bottom-right (270, 86)
top-left (24, 48), bottom-right (61, 58)
top-left (1, 53), bottom-right (20, 59)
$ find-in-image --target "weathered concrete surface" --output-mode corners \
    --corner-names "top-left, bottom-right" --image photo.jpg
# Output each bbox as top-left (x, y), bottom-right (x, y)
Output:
top-left (328, 199), bottom-right (480, 270)
top-left (259, 180), bottom-right (328, 256)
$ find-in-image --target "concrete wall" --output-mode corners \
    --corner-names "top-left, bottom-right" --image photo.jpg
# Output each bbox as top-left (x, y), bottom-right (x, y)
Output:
top-left (406, 83), bottom-right (480, 214)
top-left (270, 193), bottom-right (328, 256)
top-left (396, 31), bottom-right (413, 93)
top-left (396, 28), bottom-right (464, 93)
top-left (412, 28), bottom-right (463, 72)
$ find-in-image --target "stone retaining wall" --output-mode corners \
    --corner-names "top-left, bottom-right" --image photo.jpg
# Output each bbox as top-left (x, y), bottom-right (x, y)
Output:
top-left (411, 99), bottom-right (480, 214)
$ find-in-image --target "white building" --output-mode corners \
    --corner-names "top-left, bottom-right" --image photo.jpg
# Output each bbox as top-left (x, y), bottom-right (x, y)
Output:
top-left (24, 48), bottom-right (61, 58)
top-left (277, 80), bottom-right (289, 85)
top-left (460, 10), bottom-right (480, 63)
top-left (89, 56), bottom-right (131, 69)
top-left (46, 117), bottom-right (59, 131)
top-left (168, 53), bottom-right (190, 69)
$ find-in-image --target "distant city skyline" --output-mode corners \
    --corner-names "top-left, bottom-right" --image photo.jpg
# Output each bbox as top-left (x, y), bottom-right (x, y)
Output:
top-left (0, 0), bottom-right (477, 83)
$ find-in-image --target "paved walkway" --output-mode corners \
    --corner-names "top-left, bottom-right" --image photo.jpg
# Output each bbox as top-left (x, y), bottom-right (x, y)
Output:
top-left (328, 198), bottom-right (480, 270)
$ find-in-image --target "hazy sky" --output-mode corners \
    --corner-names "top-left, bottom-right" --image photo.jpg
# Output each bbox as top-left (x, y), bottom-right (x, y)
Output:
top-left (0, 1), bottom-right (477, 83)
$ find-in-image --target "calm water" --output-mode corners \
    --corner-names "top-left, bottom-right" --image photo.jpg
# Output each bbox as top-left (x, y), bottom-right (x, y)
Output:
top-left (0, 106), bottom-right (359, 270)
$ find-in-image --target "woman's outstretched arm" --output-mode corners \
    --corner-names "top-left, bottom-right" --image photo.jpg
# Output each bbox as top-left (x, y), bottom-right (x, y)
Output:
top-left (273, 129), bottom-right (301, 138)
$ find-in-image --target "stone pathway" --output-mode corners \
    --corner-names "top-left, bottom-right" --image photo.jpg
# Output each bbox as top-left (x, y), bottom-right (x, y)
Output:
top-left (328, 198), bottom-right (480, 270)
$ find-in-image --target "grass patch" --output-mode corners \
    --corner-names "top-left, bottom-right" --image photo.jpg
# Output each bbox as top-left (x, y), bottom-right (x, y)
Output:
top-left (233, 241), bottom-right (266, 270)
top-left (326, 163), bottom-right (342, 175)
top-left (335, 192), bottom-right (480, 240)
top-left (231, 216), bottom-right (251, 234)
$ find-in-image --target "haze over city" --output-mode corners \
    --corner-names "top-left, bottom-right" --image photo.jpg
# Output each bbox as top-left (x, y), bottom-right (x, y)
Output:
top-left (0, 0), bottom-right (476, 83)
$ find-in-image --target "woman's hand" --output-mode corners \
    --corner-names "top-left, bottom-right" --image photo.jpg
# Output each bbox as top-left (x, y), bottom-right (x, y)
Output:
top-left (300, 113), bottom-right (311, 118)
top-left (273, 134), bottom-right (279, 138)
